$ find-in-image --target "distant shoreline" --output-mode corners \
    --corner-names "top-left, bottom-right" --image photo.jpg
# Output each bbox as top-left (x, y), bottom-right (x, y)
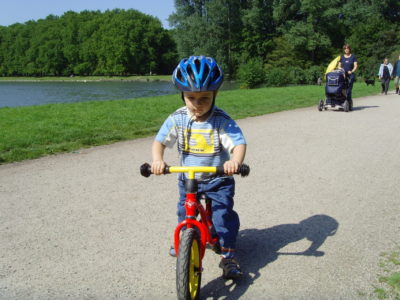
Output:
top-left (0, 75), bottom-right (171, 83)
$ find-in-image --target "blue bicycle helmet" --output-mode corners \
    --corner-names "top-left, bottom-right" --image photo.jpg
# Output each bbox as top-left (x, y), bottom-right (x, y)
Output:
top-left (172, 56), bottom-right (224, 92)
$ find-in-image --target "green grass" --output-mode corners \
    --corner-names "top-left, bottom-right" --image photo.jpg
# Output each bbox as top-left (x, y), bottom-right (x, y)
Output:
top-left (0, 82), bottom-right (379, 163)
top-left (373, 247), bottom-right (400, 300)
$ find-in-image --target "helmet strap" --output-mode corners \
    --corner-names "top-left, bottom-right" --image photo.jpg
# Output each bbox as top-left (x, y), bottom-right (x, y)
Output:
top-left (210, 93), bottom-right (216, 110)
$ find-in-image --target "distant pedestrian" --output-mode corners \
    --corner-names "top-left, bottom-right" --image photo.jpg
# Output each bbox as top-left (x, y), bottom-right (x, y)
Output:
top-left (317, 77), bottom-right (322, 85)
top-left (378, 58), bottom-right (393, 95)
top-left (392, 55), bottom-right (400, 94)
top-left (338, 44), bottom-right (358, 110)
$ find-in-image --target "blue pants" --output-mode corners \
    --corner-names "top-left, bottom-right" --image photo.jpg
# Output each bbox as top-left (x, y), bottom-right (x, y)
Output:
top-left (346, 73), bottom-right (355, 102)
top-left (177, 177), bottom-right (240, 257)
top-left (381, 78), bottom-right (390, 94)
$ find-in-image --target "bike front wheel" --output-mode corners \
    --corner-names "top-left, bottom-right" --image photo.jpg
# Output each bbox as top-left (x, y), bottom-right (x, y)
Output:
top-left (176, 228), bottom-right (202, 300)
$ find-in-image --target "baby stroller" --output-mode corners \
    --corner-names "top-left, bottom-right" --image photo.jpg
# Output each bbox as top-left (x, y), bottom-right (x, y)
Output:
top-left (318, 69), bottom-right (351, 112)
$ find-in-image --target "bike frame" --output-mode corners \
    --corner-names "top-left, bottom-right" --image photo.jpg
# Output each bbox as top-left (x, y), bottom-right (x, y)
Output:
top-left (168, 166), bottom-right (219, 260)
top-left (140, 162), bottom-right (249, 298)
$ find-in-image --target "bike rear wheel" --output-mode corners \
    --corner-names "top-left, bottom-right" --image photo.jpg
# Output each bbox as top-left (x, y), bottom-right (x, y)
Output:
top-left (176, 228), bottom-right (201, 300)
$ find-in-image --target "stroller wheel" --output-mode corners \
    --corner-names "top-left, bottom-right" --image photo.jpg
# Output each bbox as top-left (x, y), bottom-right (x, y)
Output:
top-left (318, 100), bottom-right (324, 111)
top-left (343, 100), bottom-right (350, 112)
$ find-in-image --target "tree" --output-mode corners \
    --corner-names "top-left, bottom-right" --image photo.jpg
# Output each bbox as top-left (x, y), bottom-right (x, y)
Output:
top-left (348, 17), bottom-right (398, 78)
top-left (340, 0), bottom-right (400, 78)
top-left (0, 9), bottom-right (178, 76)
top-left (169, 0), bottom-right (243, 77)
top-left (240, 0), bottom-right (275, 62)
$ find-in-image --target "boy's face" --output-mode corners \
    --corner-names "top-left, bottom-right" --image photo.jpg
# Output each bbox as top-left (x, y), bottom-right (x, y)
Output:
top-left (183, 91), bottom-right (214, 121)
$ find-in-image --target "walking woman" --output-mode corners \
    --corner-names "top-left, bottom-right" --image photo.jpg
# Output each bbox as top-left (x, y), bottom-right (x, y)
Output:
top-left (378, 58), bottom-right (393, 95)
top-left (338, 44), bottom-right (358, 110)
top-left (393, 55), bottom-right (400, 94)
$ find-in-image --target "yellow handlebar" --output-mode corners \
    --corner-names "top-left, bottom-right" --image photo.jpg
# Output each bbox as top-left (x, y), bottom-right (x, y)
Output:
top-left (140, 163), bottom-right (250, 179)
top-left (167, 166), bottom-right (218, 179)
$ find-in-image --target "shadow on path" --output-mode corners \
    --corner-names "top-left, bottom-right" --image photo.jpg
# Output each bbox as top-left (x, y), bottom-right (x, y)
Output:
top-left (200, 214), bottom-right (339, 299)
top-left (352, 105), bottom-right (379, 111)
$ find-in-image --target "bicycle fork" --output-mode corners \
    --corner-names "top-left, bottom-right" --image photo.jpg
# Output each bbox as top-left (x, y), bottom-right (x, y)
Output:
top-left (174, 177), bottom-right (211, 260)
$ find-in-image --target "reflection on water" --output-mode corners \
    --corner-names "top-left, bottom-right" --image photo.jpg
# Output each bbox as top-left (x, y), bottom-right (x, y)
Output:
top-left (0, 80), bottom-right (237, 108)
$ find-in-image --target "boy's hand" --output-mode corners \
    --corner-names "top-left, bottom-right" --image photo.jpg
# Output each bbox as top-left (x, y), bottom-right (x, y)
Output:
top-left (151, 160), bottom-right (166, 175)
top-left (223, 160), bottom-right (240, 176)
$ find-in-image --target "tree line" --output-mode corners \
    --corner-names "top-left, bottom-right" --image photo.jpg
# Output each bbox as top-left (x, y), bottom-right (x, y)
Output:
top-left (170, 0), bottom-right (400, 87)
top-left (0, 1), bottom-right (399, 87)
top-left (0, 9), bottom-right (177, 76)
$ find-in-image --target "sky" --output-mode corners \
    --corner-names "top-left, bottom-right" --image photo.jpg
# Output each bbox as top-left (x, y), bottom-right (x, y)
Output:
top-left (0, 0), bottom-right (176, 29)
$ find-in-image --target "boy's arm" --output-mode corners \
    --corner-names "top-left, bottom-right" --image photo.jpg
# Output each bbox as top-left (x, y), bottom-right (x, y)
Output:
top-left (224, 144), bottom-right (246, 176)
top-left (151, 114), bottom-right (177, 175)
top-left (151, 140), bottom-right (166, 175)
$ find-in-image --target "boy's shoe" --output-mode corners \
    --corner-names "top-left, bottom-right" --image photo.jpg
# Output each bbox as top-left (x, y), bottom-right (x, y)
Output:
top-left (219, 258), bottom-right (243, 279)
top-left (169, 246), bottom-right (176, 257)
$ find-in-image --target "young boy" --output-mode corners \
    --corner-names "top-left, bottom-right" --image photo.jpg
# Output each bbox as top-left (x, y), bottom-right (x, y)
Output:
top-left (151, 56), bottom-right (247, 279)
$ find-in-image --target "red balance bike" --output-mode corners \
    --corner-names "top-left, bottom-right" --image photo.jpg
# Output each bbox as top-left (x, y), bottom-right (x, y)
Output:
top-left (140, 163), bottom-right (250, 300)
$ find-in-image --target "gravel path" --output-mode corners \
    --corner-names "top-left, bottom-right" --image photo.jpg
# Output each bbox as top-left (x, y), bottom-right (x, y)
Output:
top-left (1, 93), bottom-right (399, 300)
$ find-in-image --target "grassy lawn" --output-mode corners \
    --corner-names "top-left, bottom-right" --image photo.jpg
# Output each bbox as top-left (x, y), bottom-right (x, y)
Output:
top-left (373, 247), bottom-right (400, 300)
top-left (0, 82), bottom-right (379, 163)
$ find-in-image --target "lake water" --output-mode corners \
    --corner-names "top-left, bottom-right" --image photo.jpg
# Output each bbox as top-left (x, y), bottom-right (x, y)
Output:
top-left (0, 81), bottom-right (237, 108)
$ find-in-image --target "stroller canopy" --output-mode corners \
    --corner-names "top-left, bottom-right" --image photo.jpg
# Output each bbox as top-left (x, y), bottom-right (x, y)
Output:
top-left (325, 56), bottom-right (341, 74)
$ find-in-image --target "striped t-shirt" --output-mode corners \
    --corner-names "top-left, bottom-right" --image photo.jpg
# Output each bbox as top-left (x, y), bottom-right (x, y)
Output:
top-left (155, 106), bottom-right (246, 179)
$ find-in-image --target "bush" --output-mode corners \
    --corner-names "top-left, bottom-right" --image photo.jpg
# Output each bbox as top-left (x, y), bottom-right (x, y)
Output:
top-left (304, 66), bottom-right (324, 85)
top-left (287, 66), bottom-right (306, 84)
top-left (237, 63), bottom-right (326, 87)
top-left (237, 58), bottom-right (266, 89)
top-left (265, 68), bottom-right (290, 86)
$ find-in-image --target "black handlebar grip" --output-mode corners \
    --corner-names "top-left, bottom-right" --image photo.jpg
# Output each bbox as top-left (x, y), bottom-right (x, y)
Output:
top-left (217, 164), bottom-right (250, 177)
top-left (140, 163), bottom-right (152, 177)
top-left (239, 164), bottom-right (250, 177)
top-left (140, 163), bottom-right (171, 177)
top-left (216, 166), bottom-right (225, 176)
